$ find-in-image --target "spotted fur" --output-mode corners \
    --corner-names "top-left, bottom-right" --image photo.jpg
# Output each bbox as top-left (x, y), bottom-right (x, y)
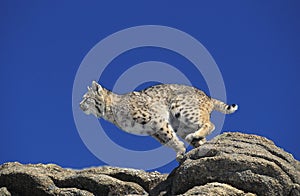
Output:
top-left (80, 81), bottom-right (238, 161)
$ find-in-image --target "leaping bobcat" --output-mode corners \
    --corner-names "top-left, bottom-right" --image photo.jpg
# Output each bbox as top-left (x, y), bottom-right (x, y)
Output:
top-left (80, 81), bottom-right (238, 161)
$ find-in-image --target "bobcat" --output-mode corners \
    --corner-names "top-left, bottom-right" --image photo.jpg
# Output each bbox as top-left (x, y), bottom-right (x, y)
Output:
top-left (80, 81), bottom-right (238, 161)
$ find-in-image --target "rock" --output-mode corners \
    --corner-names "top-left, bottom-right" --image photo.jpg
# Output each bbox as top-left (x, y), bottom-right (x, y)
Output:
top-left (77, 166), bottom-right (166, 192)
top-left (0, 132), bottom-right (299, 195)
top-left (151, 132), bottom-right (300, 196)
top-left (0, 162), bottom-right (164, 195)
top-left (52, 188), bottom-right (93, 196)
top-left (178, 182), bottom-right (256, 196)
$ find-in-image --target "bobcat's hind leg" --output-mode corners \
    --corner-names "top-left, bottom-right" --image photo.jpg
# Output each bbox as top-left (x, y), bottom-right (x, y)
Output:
top-left (185, 110), bottom-right (215, 148)
top-left (151, 120), bottom-right (186, 162)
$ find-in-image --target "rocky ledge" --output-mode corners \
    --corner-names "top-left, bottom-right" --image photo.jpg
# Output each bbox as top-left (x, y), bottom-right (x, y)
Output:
top-left (1, 132), bottom-right (299, 196)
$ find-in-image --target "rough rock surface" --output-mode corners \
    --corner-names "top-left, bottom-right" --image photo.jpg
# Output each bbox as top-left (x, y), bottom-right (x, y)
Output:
top-left (0, 162), bottom-right (164, 196)
top-left (178, 182), bottom-right (256, 196)
top-left (1, 132), bottom-right (299, 196)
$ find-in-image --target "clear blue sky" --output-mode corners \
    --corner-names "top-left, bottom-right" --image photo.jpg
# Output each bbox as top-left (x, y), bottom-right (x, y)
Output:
top-left (1, 1), bottom-right (299, 173)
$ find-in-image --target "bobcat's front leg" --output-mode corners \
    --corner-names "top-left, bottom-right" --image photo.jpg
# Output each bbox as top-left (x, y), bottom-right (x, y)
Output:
top-left (151, 120), bottom-right (186, 162)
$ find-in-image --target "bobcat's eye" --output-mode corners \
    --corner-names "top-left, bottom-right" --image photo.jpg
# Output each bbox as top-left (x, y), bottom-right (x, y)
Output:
top-left (86, 98), bottom-right (91, 104)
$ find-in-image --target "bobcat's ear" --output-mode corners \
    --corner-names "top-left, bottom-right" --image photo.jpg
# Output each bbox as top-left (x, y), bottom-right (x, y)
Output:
top-left (92, 81), bottom-right (103, 92)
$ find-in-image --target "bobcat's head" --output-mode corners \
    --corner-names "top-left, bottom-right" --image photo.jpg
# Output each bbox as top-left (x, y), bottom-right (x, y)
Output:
top-left (80, 81), bottom-right (106, 118)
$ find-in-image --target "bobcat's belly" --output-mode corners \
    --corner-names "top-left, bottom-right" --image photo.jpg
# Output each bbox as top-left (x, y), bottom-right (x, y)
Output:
top-left (114, 114), bottom-right (154, 136)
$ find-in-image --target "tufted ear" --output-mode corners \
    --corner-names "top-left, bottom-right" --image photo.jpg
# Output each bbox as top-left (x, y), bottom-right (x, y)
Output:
top-left (92, 81), bottom-right (103, 92)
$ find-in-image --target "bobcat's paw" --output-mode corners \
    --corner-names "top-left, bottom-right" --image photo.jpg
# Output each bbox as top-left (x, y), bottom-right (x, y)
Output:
top-left (176, 152), bottom-right (187, 163)
top-left (186, 133), bottom-right (206, 147)
top-left (191, 137), bottom-right (206, 148)
top-left (185, 133), bottom-right (195, 143)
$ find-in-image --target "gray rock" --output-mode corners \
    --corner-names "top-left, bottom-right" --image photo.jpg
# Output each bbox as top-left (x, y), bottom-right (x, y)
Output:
top-left (77, 166), bottom-right (166, 192)
top-left (151, 132), bottom-right (300, 195)
top-left (1, 132), bottom-right (299, 196)
top-left (0, 162), bottom-right (163, 195)
top-left (179, 182), bottom-right (256, 196)
top-left (52, 187), bottom-right (93, 196)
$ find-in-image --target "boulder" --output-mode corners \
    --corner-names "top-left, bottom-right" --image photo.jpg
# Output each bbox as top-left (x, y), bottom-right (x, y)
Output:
top-left (151, 132), bottom-right (300, 196)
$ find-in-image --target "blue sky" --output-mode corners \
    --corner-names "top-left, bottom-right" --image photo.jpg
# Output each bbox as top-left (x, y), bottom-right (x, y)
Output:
top-left (0, 1), bottom-right (299, 173)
